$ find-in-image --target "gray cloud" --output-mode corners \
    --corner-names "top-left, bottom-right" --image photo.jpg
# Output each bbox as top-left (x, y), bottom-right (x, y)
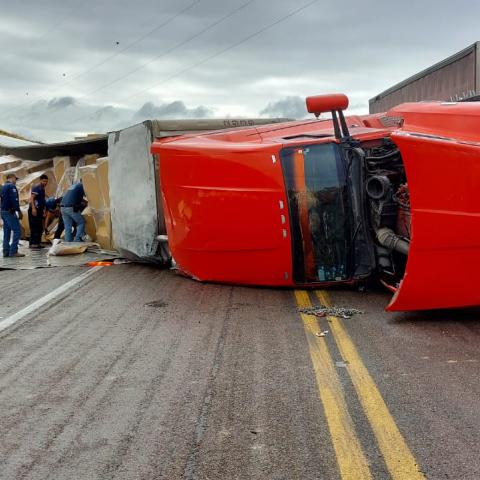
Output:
top-left (260, 96), bottom-right (307, 119)
top-left (48, 96), bottom-right (76, 109)
top-left (134, 100), bottom-right (213, 120)
top-left (1, 96), bottom-right (217, 142)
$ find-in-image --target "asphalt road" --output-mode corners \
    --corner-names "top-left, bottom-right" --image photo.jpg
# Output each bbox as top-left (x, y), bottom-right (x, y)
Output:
top-left (0, 264), bottom-right (479, 480)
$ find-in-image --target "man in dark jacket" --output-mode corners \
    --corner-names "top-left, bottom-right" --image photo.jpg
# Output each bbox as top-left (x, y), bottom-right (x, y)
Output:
top-left (1, 173), bottom-right (25, 257)
top-left (61, 181), bottom-right (86, 242)
top-left (28, 174), bottom-right (49, 249)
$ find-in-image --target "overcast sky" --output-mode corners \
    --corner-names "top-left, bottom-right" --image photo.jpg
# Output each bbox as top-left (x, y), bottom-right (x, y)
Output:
top-left (0, 0), bottom-right (479, 142)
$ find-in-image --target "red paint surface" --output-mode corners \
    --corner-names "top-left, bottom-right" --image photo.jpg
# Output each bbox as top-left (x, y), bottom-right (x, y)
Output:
top-left (386, 102), bottom-right (480, 310)
top-left (154, 139), bottom-right (293, 286)
top-left (306, 93), bottom-right (349, 114)
top-left (153, 121), bottom-right (387, 287)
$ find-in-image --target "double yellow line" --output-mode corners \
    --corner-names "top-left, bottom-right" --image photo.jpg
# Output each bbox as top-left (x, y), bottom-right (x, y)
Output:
top-left (295, 290), bottom-right (425, 480)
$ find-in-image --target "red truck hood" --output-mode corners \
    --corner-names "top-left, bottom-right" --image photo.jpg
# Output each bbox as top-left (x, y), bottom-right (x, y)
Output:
top-left (387, 102), bottom-right (480, 311)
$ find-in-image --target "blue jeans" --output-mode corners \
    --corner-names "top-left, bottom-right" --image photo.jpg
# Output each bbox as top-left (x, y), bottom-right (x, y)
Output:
top-left (61, 207), bottom-right (85, 242)
top-left (1, 211), bottom-right (21, 256)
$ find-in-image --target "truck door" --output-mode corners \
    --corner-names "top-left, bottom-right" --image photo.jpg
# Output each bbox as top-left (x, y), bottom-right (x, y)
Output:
top-left (281, 142), bottom-right (350, 284)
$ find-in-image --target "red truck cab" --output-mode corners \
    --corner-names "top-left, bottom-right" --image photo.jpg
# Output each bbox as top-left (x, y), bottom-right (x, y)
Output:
top-left (152, 94), bottom-right (480, 311)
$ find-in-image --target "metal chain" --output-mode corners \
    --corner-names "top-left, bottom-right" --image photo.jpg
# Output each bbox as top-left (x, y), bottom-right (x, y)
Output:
top-left (298, 305), bottom-right (364, 319)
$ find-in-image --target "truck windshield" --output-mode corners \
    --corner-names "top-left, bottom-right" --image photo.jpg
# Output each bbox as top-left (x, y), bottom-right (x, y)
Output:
top-left (281, 143), bottom-right (349, 284)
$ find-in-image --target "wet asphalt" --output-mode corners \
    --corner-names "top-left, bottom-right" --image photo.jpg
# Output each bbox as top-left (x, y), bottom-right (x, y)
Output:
top-left (0, 264), bottom-right (478, 479)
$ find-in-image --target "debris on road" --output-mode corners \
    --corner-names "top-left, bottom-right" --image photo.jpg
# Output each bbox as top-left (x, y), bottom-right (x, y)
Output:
top-left (315, 330), bottom-right (329, 337)
top-left (0, 234), bottom-right (118, 270)
top-left (298, 305), bottom-right (364, 319)
top-left (48, 239), bottom-right (99, 256)
top-left (144, 300), bottom-right (168, 308)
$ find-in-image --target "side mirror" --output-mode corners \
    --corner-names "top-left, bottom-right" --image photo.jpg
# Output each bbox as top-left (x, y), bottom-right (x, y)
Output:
top-left (306, 94), bottom-right (349, 117)
top-left (306, 94), bottom-right (350, 140)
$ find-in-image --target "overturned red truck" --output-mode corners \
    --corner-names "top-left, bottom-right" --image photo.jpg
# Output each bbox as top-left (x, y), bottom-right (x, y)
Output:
top-left (151, 94), bottom-right (480, 311)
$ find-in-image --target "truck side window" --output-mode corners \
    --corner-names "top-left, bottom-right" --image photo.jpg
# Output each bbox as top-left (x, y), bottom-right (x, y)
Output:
top-left (281, 143), bottom-right (349, 284)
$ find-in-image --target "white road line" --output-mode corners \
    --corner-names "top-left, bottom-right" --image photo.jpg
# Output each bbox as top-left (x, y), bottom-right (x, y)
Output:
top-left (0, 266), bottom-right (103, 334)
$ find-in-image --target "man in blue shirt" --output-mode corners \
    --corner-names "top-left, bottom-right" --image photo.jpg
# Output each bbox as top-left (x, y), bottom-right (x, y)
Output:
top-left (45, 196), bottom-right (78, 240)
top-left (28, 174), bottom-right (49, 249)
top-left (61, 181), bottom-right (86, 242)
top-left (1, 173), bottom-right (25, 257)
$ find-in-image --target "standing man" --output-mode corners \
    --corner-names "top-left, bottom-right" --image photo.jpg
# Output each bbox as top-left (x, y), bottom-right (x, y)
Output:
top-left (28, 174), bottom-right (48, 249)
top-left (61, 181), bottom-right (86, 242)
top-left (1, 173), bottom-right (25, 257)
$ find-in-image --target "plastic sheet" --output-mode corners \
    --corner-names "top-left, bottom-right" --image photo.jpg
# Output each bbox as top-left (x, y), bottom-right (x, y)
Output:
top-left (0, 233), bottom-right (119, 269)
top-left (107, 122), bottom-right (162, 261)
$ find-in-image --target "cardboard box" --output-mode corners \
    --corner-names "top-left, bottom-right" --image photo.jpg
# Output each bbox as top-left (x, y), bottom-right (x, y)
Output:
top-left (96, 157), bottom-right (110, 207)
top-left (79, 161), bottom-right (113, 249)
top-left (0, 155), bottom-right (22, 172)
top-left (79, 165), bottom-right (100, 207)
top-left (79, 154), bottom-right (100, 166)
top-left (53, 156), bottom-right (72, 184)
top-left (91, 209), bottom-right (112, 250)
top-left (22, 159), bottom-right (54, 174)
top-left (55, 166), bottom-right (76, 197)
top-left (82, 206), bottom-right (97, 242)
top-left (19, 205), bottom-right (30, 239)
top-left (0, 165), bottom-right (28, 184)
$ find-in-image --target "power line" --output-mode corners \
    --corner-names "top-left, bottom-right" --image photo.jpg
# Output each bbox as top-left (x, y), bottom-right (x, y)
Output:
top-left (0, 0), bottom-right (92, 119)
top-left (0, 0), bottom-right (201, 121)
top-left (34, 0), bottom-right (88, 43)
top-left (68, 0), bottom-right (319, 128)
top-left (59, 0), bottom-right (256, 105)
top-left (51, 0), bottom-right (202, 91)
